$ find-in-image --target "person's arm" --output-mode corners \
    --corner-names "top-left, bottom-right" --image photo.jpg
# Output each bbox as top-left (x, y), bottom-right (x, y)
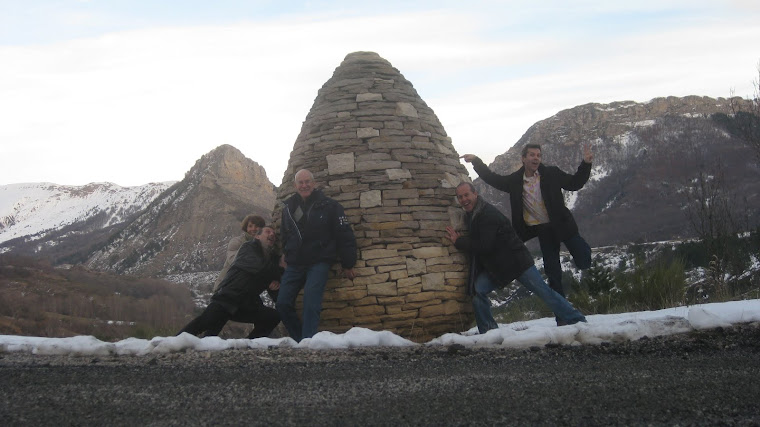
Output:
top-left (559, 142), bottom-right (594, 191)
top-left (333, 202), bottom-right (357, 270)
top-left (460, 154), bottom-right (512, 192)
top-left (225, 236), bottom-right (243, 266)
top-left (447, 214), bottom-right (501, 256)
top-left (560, 143), bottom-right (594, 191)
top-left (582, 142), bottom-right (594, 164)
top-left (230, 242), bottom-right (267, 276)
top-left (266, 281), bottom-right (280, 302)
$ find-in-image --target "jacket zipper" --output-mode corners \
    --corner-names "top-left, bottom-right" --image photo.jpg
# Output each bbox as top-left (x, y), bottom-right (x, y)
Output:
top-left (282, 201), bottom-right (303, 243)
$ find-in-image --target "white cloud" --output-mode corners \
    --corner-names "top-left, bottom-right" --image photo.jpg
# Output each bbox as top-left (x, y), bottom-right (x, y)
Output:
top-left (1, 6), bottom-right (758, 186)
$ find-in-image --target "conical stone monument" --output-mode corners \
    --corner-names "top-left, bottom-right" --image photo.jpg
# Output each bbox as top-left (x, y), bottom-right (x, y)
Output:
top-left (273, 51), bottom-right (473, 342)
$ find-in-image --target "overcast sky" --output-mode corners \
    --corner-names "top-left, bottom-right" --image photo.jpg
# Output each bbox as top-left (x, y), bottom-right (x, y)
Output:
top-left (1, 0), bottom-right (759, 187)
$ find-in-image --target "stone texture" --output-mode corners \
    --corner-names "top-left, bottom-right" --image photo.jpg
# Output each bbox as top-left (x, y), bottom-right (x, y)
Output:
top-left (360, 190), bottom-right (382, 208)
top-left (327, 152), bottom-right (355, 175)
top-left (273, 51), bottom-right (472, 342)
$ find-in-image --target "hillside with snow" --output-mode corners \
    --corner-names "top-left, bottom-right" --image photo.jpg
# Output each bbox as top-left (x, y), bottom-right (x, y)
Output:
top-left (0, 182), bottom-right (173, 254)
top-left (475, 96), bottom-right (760, 247)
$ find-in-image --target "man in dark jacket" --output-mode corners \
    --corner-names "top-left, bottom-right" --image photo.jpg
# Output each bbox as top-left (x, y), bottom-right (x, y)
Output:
top-left (178, 226), bottom-right (282, 339)
top-left (276, 169), bottom-right (357, 342)
top-left (461, 143), bottom-right (593, 299)
top-left (445, 182), bottom-right (586, 333)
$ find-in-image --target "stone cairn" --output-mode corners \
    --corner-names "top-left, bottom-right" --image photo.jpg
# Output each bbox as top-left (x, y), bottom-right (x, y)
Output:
top-left (273, 51), bottom-right (473, 342)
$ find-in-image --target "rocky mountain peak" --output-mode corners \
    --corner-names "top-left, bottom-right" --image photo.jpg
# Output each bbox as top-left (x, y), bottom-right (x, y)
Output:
top-left (85, 145), bottom-right (276, 277)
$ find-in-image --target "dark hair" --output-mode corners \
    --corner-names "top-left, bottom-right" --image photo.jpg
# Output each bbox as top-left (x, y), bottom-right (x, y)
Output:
top-left (521, 143), bottom-right (542, 158)
top-left (255, 225), bottom-right (275, 236)
top-left (456, 182), bottom-right (477, 193)
top-left (241, 215), bottom-right (266, 232)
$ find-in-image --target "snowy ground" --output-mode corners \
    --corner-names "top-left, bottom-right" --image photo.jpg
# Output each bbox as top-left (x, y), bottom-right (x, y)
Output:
top-left (1, 299), bottom-right (758, 357)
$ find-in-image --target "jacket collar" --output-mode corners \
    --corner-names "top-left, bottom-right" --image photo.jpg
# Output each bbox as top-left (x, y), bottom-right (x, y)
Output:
top-left (519, 163), bottom-right (546, 180)
top-left (466, 195), bottom-right (488, 222)
top-left (288, 188), bottom-right (324, 206)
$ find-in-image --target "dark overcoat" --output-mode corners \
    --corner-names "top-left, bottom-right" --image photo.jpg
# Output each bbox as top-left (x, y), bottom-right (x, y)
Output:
top-left (212, 239), bottom-right (282, 314)
top-left (472, 158), bottom-right (591, 242)
top-left (454, 199), bottom-right (534, 293)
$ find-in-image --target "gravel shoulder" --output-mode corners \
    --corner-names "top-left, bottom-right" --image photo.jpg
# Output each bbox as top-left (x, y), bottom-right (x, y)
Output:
top-left (2, 323), bottom-right (760, 426)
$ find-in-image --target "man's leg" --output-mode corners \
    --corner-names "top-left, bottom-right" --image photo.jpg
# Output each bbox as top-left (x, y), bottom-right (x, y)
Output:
top-left (301, 262), bottom-right (331, 340)
top-left (247, 306), bottom-right (280, 339)
top-left (233, 300), bottom-right (281, 339)
top-left (517, 266), bottom-right (586, 325)
top-left (276, 265), bottom-right (306, 342)
top-left (177, 302), bottom-right (230, 337)
top-left (564, 233), bottom-right (592, 270)
top-left (472, 272), bottom-right (500, 334)
top-left (537, 224), bottom-right (564, 297)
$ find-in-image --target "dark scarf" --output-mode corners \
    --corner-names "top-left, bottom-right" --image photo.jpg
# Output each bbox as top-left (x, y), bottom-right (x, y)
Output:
top-left (465, 196), bottom-right (488, 295)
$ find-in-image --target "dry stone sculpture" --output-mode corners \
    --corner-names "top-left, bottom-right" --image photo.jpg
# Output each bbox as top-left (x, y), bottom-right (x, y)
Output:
top-left (273, 51), bottom-right (473, 342)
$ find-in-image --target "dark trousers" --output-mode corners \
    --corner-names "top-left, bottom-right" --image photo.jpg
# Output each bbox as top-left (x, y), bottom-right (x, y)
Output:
top-left (178, 300), bottom-right (280, 339)
top-left (534, 224), bottom-right (592, 297)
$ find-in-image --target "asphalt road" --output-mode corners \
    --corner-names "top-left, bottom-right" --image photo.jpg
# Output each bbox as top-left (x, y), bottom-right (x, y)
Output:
top-left (2, 323), bottom-right (760, 426)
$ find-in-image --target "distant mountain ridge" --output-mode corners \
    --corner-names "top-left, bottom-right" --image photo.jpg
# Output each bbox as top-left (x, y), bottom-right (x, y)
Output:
top-left (0, 182), bottom-right (173, 261)
top-left (473, 95), bottom-right (760, 246)
top-left (0, 145), bottom-right (277, 284)
top-left (2, 96), bottom-right (758, 293)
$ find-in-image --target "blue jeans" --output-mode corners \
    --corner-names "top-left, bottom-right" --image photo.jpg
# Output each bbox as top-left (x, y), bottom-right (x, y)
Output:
top-left (536, 226), bottom-right (591, 297)
top-left (276, 262), bottom-right (330, 342)
top-left (472, 266), bottom-right (586, 334)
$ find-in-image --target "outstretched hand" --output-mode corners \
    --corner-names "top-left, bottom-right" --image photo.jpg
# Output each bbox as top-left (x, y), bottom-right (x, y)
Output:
top-left (444, 226), bottom-right (459, 244)
top-left (582, 143), bottom-right (594, 164)
top-left (459, 154), bottom-right (477, 163)
top-left (343, 268), bottom-right (357, 280)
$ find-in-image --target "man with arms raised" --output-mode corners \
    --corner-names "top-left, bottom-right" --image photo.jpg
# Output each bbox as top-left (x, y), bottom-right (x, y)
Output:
top-left (461, 144), bottom-right (593, 309)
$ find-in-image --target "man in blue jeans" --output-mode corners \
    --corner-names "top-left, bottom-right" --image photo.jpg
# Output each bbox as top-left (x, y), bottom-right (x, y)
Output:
top-left (277, 169), bottom-right (357, 342)
top-left (461, 143), bottom-right (594, 301)
top-left (445, 182), bottom-right (586, 333)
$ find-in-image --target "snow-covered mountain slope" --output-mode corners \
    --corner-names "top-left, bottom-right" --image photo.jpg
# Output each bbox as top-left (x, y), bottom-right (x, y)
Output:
top-left (0, 182), bottom-right (174, 247)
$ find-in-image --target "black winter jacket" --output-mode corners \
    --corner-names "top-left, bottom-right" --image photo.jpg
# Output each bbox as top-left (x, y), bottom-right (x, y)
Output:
top-left (454, 198), bottom-right (534, 294)
top-left (472, 158), bottom-right (591, 242)
top-left (281, 189), bottom-right (357, 269)
top-left (212, 239), bottom-right (283, 314)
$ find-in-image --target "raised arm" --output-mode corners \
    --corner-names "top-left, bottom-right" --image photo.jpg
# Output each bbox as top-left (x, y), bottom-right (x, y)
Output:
top-left (559, 143), bottom-right (593, 191)
top-left (460, 154), bottom-right (512, 192)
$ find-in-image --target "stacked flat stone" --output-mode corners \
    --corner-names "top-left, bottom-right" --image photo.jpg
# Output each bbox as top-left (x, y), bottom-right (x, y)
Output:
top-left (273, 51), bottom-right (472, 342)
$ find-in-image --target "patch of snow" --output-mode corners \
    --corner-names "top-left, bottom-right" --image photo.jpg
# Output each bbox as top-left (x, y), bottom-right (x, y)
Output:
top-left (589, 165), bottom-right (609, 182)
top-left (633, 119), bottom-right (656, 127)
top-left (0, 182), bottom-right (174, 245)
top-left (564, 191), bottom-right (578, 210)
top-left (2, 300), bottom-right (759, 355)
top-left (614, 131), bottom-right (637, 147)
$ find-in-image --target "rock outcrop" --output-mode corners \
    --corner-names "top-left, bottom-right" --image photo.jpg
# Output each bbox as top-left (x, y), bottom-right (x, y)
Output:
top-left (475, 96), bottom-right (760, 246)
top-left (86, 144), bottom-right (276, 276)
top-left (274, 52), bottom-right (473, 342)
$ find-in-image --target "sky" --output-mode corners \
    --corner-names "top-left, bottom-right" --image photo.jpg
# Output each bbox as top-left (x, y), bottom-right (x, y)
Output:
top-left (1, 299), bottom-right (758, 355)
top-left (1, 1), bottom-right (759, 187)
